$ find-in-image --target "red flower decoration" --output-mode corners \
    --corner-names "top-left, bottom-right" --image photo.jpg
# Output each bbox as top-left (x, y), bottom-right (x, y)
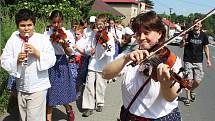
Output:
top-left (50, 28), bottom-right (70, 47)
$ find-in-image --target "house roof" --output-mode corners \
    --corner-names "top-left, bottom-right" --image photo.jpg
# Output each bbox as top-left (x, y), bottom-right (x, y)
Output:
top-left (92, 0), bottom-right (125, 17)
top-left (162, 19), bottom-right (176, 28)
top-left (102, 0), bottom-right (138, 4)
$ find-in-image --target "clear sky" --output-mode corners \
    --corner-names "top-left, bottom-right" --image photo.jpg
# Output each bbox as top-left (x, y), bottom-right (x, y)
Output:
top-left (152, 0), bottom-right (215, 16)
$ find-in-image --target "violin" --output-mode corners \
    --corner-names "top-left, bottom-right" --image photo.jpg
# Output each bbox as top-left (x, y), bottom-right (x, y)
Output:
top-left (152, 47), bottom-right (191, 92)
top-left (95, 30), bottom-right (111, 51)
top-left (50, 28), bottom-right (70, 47)
top-left (129, 46), bottom-right (191, 93)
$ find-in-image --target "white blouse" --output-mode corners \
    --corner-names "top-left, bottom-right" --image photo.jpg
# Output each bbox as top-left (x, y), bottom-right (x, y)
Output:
top-left (87, 32), bottom-right (115, 72)
top-left (69, 37), bottom-right (88, 56)
top-left (120, 53), bottom-right (182, 119)
top-left (1, 32), bottom-right (56, 93)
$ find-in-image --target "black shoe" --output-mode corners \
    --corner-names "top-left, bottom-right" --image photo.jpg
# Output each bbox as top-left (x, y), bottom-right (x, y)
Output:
top-left (96, 106), bottom-right (103, 112)
top-left (112, 78), bottom-right (116, 82)
top-left (82, 109), bottom-right (93, 117)
top-left (190, 92), bottom-right (196, 102)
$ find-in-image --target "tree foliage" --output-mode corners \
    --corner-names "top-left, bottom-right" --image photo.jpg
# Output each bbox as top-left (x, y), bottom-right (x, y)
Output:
top-left (159, 12), bottom-right (215, 36)
top-left (0, 0), bottom-right (95, 20)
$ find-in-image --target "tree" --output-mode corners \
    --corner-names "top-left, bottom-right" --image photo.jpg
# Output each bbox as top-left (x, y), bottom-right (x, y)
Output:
top-left (0, 0), bottom-right (95, 20)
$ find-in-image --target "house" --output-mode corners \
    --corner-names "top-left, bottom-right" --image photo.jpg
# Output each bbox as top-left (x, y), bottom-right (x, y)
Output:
top-left (162, 18), bottom-right (176, 38)
top-left (91, 0), bottom-right (125, 17)
top-left (101, 0), bottom-right (152, 26)
top-left (139, 2), bottom-right (153, 13)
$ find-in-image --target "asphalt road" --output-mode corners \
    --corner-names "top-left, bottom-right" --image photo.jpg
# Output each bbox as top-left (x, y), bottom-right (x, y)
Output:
top-left (171, 45), bottom-right (215, 121)
top-left (0, 44), bottom-right (215, 121)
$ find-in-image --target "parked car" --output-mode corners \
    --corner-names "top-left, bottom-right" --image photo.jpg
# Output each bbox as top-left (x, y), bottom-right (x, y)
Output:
top-left (172, 32), bottom-right (183, 43)
top-left (208, 36), bottom-right (215, 45)
top-left (208, 36), bottom-right (214, 41)
top-left (168, 32), bottom-right (183, 46)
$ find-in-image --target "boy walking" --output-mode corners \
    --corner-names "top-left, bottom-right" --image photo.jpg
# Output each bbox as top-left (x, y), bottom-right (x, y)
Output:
top-left (1, 9), bottom-right (56, 121)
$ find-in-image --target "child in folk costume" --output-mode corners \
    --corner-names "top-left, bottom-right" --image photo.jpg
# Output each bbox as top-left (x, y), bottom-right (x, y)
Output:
top-left (81, 14), bottom-right (115, 117)
top-left (44, 10), bottom-right (75, 121)
top-left (1, 9), bottom-right (56, 121)
top-left (107, 18), bottom-right (124, 59)
top-left (67, 25), bottom-right (88, 98)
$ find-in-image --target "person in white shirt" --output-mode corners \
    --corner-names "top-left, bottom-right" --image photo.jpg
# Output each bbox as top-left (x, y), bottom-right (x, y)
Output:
top-left (102, 11), bottom-right (184, 121)
top-left (67, 25), bottom-right (89, 98)
top-left (107, 18), bottom-right (123, 59)
top-left (81, 14), bottom-right (115, 117)
top-left (1, 8), bottom-right (56, 121)
top-left (66, 18), bottom-right (79, 43)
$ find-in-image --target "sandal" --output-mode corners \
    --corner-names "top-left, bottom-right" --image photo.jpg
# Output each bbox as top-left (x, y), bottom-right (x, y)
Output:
top-left (184, 99), bottom-right (190, 106)
top-left (66, 105), bottom-right (75, 121)
top-left (190, 92), bottom-right (196, 102)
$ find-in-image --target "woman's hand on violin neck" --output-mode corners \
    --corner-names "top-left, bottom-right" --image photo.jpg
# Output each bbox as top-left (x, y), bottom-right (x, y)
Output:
top-left (129, 50), bottom-right (149, 63)
top-left (156, 63), bottom-right (171, 83)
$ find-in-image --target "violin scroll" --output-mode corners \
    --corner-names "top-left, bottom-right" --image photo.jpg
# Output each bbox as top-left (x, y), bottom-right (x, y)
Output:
top-left (169, 67), bottom-right (191, 93)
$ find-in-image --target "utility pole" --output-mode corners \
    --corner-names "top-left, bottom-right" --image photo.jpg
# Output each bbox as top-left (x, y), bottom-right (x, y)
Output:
top-left (169, 8), bottom-right (172, 21)
top-left (168, 8), bottom-right (173, 38)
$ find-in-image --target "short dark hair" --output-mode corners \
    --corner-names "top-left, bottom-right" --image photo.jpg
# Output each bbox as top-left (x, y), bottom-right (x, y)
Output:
top-left (49, 10), bottom-right (64, 21)
top-left (193, 17), bottom-right (201, 23)
top-left (15, 8), bottom-right (36, 27)
top-left (132, 11), bottom-right (166, 42)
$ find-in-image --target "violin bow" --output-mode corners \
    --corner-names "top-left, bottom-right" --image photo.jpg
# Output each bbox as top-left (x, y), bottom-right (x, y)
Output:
top-left (139, 8), bottom-right (215, 65)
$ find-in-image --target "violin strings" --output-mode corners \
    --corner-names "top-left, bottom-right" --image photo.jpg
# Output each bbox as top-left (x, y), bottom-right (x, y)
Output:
top-left (150, 56), bottom-right (162, 66)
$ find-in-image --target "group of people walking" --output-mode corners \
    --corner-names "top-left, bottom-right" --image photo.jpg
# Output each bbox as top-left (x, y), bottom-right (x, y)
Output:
top-left (0, 7), bottom-right (211, 121)
top-left (0, 8), bottom-right (133, 121)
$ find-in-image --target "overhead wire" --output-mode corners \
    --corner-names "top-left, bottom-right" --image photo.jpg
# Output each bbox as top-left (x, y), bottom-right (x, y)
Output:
top-left (153, 0), bottom-right (214, 15)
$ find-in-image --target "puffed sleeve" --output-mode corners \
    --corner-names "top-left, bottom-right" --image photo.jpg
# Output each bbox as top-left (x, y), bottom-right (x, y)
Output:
top-left (36, 35), bottom-right (56, 71)
top-left (1, 35), bottom-right (20, 77)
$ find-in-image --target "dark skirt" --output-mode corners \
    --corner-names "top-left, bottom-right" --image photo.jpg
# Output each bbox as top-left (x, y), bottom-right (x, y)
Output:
top-left (68, 55), bottom-right (89, 86)
top-left (47, 55), bottom-right (76, 106)
top-left (77, 55), bottom-right (90, 84)
top-left (120, 106), bottom-right (181, 121)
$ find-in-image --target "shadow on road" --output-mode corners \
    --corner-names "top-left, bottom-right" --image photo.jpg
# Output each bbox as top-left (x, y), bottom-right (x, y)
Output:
top-left (2, 95), bottom-right (19, 121)
top-left (52, 108), bottom-right (68, 121)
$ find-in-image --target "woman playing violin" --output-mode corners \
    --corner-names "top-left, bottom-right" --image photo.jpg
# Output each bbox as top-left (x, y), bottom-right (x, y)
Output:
top-left (102, 11), bottom-right (182, 121)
